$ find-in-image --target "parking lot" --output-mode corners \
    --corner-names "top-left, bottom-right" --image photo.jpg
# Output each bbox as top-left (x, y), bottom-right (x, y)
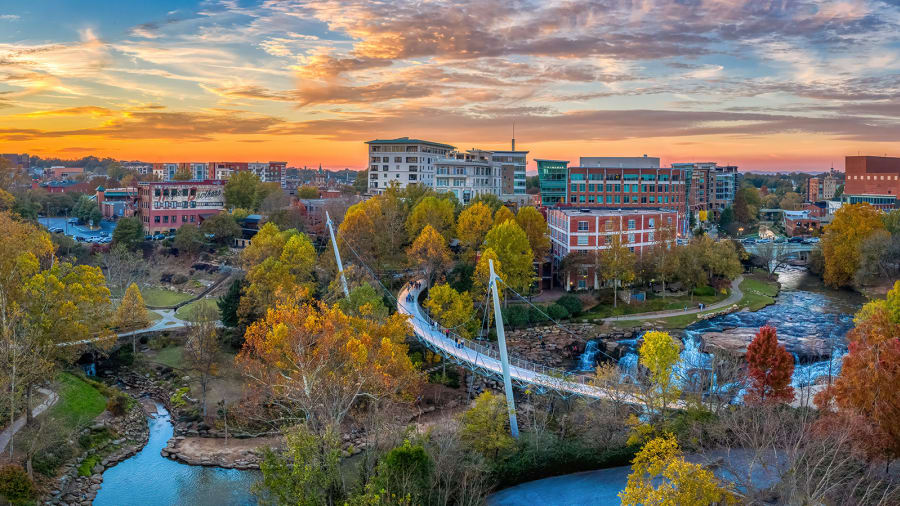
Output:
top-left (39, 216), bottom-right (117, 244)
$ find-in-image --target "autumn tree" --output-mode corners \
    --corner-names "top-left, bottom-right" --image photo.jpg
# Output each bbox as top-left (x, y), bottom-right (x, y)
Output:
top-left (173, 223), bottom-right (205, 255)
top-left (779, 191), bottom-right (802, 210)
top-left (745, 325), bottom-right (795, 404)
top-left (492, 205), bottom-right (515, 227)
top-left (734, 185), bottom-right (761, 225)
top-left (456, 202), bottom-right (493, 260)
top-left (116, 283), bottom-right (150, 353)
top-left (425, 284), bottom-right (476, 339)
top-left (336, 282), bottom-right (388, 320)
top-left (407, 225), bottom-right (453, 285)
top-left (472, 248), bottom-right (503, 303)
top-left (821, 203), bottom-right (884, 288)
top-left (101, 243), bottom-right (143, 294)
top-left (240, 222), bottom-right (316, 318)
top-left (172, 166), bottom-right (192, 181)
top-left (483, 220), bottom-right (534, 294)
top-left (620, 434), bottom-right (732, 506)
top-left (200, 212), bottom-right (241, 245)
top-left (637, 331), bottom-right (682, 424)
top-left (515, 206), bottom-right (550, 263)
top-left (407, 195), bottom-right (456, 241)
top-left (184, 302), bottom-right (220, 418)
top-left (469, 193), bottom-right (503, 213)
top-left (597, 233), bottom-right (636, 308)
top-left (459, 391), bottom-right (515, 460)
top-left (237, 300), bottom-right (422, 433)
top-left (224, 171), bottom-right (261, 209)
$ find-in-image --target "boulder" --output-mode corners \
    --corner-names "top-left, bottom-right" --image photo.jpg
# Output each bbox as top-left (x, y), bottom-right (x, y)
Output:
top-left (700, 327), bottom-right (830, 361)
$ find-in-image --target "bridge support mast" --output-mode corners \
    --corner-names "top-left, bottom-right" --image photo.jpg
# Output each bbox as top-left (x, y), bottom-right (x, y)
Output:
top-left (489, 259), bottom-right (519, 438)
top-left (326, 211), bottom-right (349, 299)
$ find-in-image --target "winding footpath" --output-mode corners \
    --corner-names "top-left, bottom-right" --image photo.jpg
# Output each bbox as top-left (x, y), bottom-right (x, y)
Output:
top-left (599, 275), bottom-right (744, 323)
top-left (0, 388), bottom-right (59, 453)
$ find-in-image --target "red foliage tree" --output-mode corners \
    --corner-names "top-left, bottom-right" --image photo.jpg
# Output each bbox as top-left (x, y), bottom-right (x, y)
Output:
top-left (815, 306), bottom-right (900, 464)
top-left (745, 325), bottom-right (795, 404)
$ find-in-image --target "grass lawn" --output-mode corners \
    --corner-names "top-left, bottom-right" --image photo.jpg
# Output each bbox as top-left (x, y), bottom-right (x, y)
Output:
top-left (140, 286), bottom-right (194, 307)
top-left (148, 310), bottom-right (163, 322)
top-left (151, 345), bottom-right (186, 369)
top-left (580, 288), bottom-right (729, 320)
top-left (48, 373), bottom-right (107, 427)
top-left (175, 297), bottom-right (218, 321)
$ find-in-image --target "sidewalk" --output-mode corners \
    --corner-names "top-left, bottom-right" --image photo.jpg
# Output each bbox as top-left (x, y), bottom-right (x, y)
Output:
top-left (600, 275), bottom-right (744, 323)
top-left (0, 387), bottom-right (59, 454)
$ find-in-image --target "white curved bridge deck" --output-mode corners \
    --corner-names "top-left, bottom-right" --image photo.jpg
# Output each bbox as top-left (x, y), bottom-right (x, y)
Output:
top-left (398, 282), bottom-right (647, 403)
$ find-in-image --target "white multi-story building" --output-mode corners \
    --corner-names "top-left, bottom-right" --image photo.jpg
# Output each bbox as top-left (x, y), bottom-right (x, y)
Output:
top-left (493, 144), bottom-right (528, 198)
top-left (434, 149), bottom-right (502, 204)
top-left (366, 137), bottom-right (454, 194)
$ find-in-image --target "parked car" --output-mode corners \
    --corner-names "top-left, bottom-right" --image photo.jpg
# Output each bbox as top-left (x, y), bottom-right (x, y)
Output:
top-left (742, 238), bottom-right (756, 244)
top-left (74, 235), bottom-right (85, 242)
top-left (803, 237), bottom-right (820, 244)
top-left (51, 227), bottom-right (64, 233)
top-left (101, 237), bottom-right (112, 244)
top-left (67, 218), bottom-right (79, 224)
top-left (789, 236), bottom-right (804, 243)
top-left (774, 237), bottom-right (786, 243)
top-left (153, 233), bottom-right (166, 240)
top-left (100, 231), bottom-right (109, 237)
top-left (145, 234), bottom-right (153, 241)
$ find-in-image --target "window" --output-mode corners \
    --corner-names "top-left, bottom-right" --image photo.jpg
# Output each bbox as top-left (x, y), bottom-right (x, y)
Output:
top-left (588, 184), bottom-right (594, 192)
top-left (163, 216), bottom-right (169, 223)
top-left (577, 236), bottom-right (588, 246)
top-left (190, 201), bottom-right (196, 208)
top-left (571, 183), bottom-right (578, 192)
top-left (628, 233), bottom-right (635, 243)
top-left (579, 184), bottom-right (586, 192)
top-left (648, 231), bottom-right (654, 242)
top-left (606, 196), bottom-right (612, 203)
top-left (409, 174), bottom-right (417, 181)
top-left (578, 279), bottom-right (587, 289)
top-left (190, 215), bottom-right (195, 223)
top-left (579, 195), bottom-right (585, 202)
top-left (182, 215), bottom-right (187, 222)
top-left (394, 157), bottom-right (402, 162)
top-left (605, 220), bottom-right (614, 231)
top-left (577, 220), bottom-right (588, 232)
top-left (154, 216), bottom-right (160, 223)
top-left (627, 219), bottom-right (636, 230)
top-left (648, 218), bottom-right (655, 228)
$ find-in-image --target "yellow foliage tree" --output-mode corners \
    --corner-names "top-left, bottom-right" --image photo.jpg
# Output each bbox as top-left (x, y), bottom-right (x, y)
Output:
top-left (492, 206), bottom-right (515, 228)
top-left (240, 222), bottom-right (316, 317)
top-left (407, 225), bottom-right (453, 285)
top-left (620, 434), bottom-right (733, 506)
top-left (698, 210), bottom-right (708, 222)
top-left (459, 391), bottom-right (516, 459)
top-left (483, 220), bottom-right (534, 294)
top-left (406, 196), bottom-right (456, 241)
top-left (456, 202), bottom-right (493, 260)
top-left (472, 247), bottom-right (503, 303)
top-left (597, 233), bottom-right (636, 308)
top-left (116, 282), bottom-right (150, 352)
top-left (821, 203), bottom-right (885, 288)
top-left (424, 283), bottom-right (476, 339)
top-left (515, 206), bottom-right (550, 263)
top-left (637, 331), bottom-right (682, 425)
top-left (237, 300), bottom-right (422, 433)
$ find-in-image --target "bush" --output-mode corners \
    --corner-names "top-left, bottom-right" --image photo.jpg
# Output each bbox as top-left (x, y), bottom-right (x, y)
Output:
top-left (33, 444), bottom-right (75, 477)
top-left (692, 285), bottom-right (715, 297)
top-left (77, 455), bottom-right (100, 477)
top-left (503, 305), bottom-right (529, 328)
top-left (556, 294), bottom-right (583, 316)
top-left (107, 394), bottom-right (129, 417)
top-left (547, 303), bottom-right (570, 320)
top-left (171, 274), bottom-right (189, 285)
top-left (528, 306), bottom-right (549, 324)
top-left (0, 464), bottom-right (36, 503)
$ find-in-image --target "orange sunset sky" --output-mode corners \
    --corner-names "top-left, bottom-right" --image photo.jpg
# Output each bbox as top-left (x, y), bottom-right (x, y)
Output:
top-left (2, 1), bottom-right (899, 172)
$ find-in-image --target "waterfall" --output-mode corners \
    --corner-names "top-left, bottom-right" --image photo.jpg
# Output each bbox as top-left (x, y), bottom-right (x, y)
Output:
top-left (577, 340), bottom-right (600, 371)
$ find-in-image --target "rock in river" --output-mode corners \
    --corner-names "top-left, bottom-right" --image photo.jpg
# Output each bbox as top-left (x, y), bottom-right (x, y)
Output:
top-left (700, 327), bottom-right (830, 361)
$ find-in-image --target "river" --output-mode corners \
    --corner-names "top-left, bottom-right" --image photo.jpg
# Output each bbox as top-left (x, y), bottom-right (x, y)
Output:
top-left (94, 402), bottom-right (259, 506)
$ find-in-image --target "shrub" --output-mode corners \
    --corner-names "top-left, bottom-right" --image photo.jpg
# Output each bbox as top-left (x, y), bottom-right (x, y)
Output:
top-left (107, 394), bottom-right (129, 417)
top-left (547, 303), bottom-right (570, 320)
top-left (692, 285), bottom-right (715, 297)
top-left (556, 294), bottom-right (583, 316)
top-left (0, 464), bottom-right (36, 503)
top-left (33, 444), bottom-right (75, 477)
top-left (504, 305), bottom-right (529, 328)
top-left (77, 455), bottom-right (100, 477)
top-left (171, 274), bottom-right (189, 285)
top-left (528, 306), bottom-right (550, 324)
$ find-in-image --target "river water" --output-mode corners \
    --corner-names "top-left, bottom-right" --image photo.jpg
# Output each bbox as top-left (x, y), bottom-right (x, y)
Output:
top-left (94, 402), bottom-right (259, 506)
top-left (581, 268), bottom-right (865, 391)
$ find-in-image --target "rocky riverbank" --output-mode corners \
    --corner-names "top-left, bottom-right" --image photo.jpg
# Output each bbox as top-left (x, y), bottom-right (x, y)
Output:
top-left (700, 326), bottom-right (830, 361)
top-left (505, 323), bottom-right (652, 368)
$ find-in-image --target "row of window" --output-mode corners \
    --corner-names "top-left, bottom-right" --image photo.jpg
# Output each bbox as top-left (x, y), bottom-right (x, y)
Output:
top-left (570, 194), bottom-right (679, 204)
top-left (153, 214), bottom-right (196, 224)
top-left (570, 183), bottom-right (676, 193)
top-left (573, 232), bottom-right (651, 246)
top-left (569, 173), bottom-right (680, 182)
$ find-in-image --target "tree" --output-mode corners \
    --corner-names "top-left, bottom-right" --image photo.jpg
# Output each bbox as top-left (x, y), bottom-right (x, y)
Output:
top-left (266, 208), bottom-right (306, 233)
top-left (368, 440), bottom-right (433, 504)
top-left (745, 325), bottom-right (794, 405)
top-left (296, 186), bottom-right (319, 199)
top-left (258, 187), bottom-right (290, 214)
top-left (821, 203), bottom-right (884, 288)
top-left (101, 243), bottom-right (143, 294)
top-left (353, 170), bottom-right (368, 194)
top-left (336, 282), bottom-right (388, 320)
top-left (472, 247), bottom-right (503, 303)
top-left (237, 300), bottom-right (422, 432)
top-left (637, 331), bottom-right (682, 423)
top-left (217, 278), bottom-right (243, 328)
top-left (620, 434), bottom-right (732, 506)
top-left (597, 233), bottom-right (636, 308)
top-left (407, 225), bottom-right (453, 285)
top-left (755, 241), bottom-right (790, 277)
top-left (492, 206), bottom-right (515, 228)
top-left (406, 196), bottom-right (456, 241)
top-left (172, 167), bottom-right (192, 181)
top-left (184, 302), bottom-right (220, 418)
top-left (112, 216), bottom-right (144, 249)
top-left (883, 209), bottom-right (900, 235)
top-left (72, 194), bottom-right (101, 226)
top-left (779, 191), bottom-right (802, 210)
top-left (240, 222), bottom-right (316, 316)
top-left (456, 202), bottom-right (493, 259)
top-left (256, 423), bottom-right (343, 506)
top-left (483, 220), bottom-right (533, 294)
top-left (200, 212), bottom-right (241, 245)
top-left (734, 185), bottom-right (761, 225)
top-left (816, 283), bottom-right (900, 464)
top-left (468, 193), bottom-right (503, 213)
top-left (459, 391), bottom-right (515, 459)
top-left (425, 284), bottom-right (476, 339)
top-left (515, 206), bottom-right (550, 263)
top-left (224, 171), bottom-right (261, 209)
top-left (173, 224), bottom-right (205, 255)
top-left (115, 282), bottom-right (150, 353)
top-left (718, 206), bottom-right (734, 233)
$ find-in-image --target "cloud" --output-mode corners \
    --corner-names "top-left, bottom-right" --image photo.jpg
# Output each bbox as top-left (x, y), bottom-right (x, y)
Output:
top-left (22, 106), bottom-right (114, 118)
top-left (0, 14), bottom-right (19, 21)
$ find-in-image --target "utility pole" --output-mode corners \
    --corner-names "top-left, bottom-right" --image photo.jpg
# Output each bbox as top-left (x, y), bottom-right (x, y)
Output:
top-left (489, 259), bottom-right (519, 438)
top-left (326, 210), bottom-right (349, 298)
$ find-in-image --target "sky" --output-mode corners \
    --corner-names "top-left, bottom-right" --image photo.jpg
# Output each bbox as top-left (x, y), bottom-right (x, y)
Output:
top-left (1, 0), bottom-right (900, 172)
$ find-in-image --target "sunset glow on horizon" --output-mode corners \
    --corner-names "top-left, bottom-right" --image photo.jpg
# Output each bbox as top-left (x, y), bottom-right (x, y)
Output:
top-left (2, 1), bottom-right (899, 172)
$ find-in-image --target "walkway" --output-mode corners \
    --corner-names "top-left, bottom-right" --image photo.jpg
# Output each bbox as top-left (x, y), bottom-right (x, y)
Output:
top-left (599, 275), bottom-right (743, 323)
top-left (399, 282), bottom-right (665, 404)
top-left (0, 387), bottom-right (58, 453)
top-left (58, 309), bottom-right (191, 348)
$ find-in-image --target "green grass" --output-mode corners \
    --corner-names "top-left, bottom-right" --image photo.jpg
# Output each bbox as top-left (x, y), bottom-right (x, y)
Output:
top-left (140, 286), bottom-right (193, 307)
top-left (152, 345), bottom-right (185, 369)
top-left (48, 373), bottom-right (107, 427)
top-left (737, 274), bottom-right (779, 311)
top-left (580, 288), bottom-right (729, 320)
top-left (147, 310), bottom-right (163, 322)
top-left (77, 455), bottom-right (100, 477)
top-left (175, 297), bottom-right (218, 321)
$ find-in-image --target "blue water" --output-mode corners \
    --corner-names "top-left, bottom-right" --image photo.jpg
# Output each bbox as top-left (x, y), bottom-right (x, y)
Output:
top-left (94, 403), bottom-right (259, 506)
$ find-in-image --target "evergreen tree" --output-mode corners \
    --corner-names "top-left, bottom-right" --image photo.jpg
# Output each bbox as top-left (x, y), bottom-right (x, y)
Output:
top-left (218, 278), bottom-right (243, 328)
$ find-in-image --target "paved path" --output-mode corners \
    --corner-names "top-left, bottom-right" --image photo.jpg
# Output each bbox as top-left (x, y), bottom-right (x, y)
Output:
top-left (599, 275), bottom-right (744, 323)
top-left (399, 282), bottom-right (681, 406)
top-left (0, 387), bottom-right (58, 453)
top-left (58, 308), bottom-right (191, 348)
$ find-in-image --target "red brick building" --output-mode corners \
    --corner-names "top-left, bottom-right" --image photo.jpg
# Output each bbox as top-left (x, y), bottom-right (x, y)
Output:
top-left (137, 180), bottom-right (226, 234)
top-left (844, 156), bottom-right (900, 210)
top-left (547, 208), bottom-right (681, 290)
top-left (96, 186), bottom-right (138, 218)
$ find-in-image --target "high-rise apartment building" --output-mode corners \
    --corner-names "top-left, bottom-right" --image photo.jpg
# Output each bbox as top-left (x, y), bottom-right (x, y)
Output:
top-left (672, 162), bottom-right (737, 213)
top-left (366, 138), bottom-right (454, 194)
top-left (434, 149), bottom-right (502, 204)
top-left (807, 173), bottom-right (840, 202)
top-left (492, 144), bottom-right (528, 197)
top-left (843, 156), bottom-right (900, 210)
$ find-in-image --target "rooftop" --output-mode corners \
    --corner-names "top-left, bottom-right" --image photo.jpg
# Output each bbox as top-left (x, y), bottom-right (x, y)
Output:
top-left (365, 137), bottom-right (455, 149)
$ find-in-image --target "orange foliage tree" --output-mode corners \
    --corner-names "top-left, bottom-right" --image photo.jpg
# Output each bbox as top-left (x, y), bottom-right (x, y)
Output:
top-left (821, 203), bottom-right (884, 288)
top-left (745, 325), bottom-right (795, 404)
top-left (816, 283), bottom-right (900, 464)
top-left (237, 300), bottom-right (422, 433)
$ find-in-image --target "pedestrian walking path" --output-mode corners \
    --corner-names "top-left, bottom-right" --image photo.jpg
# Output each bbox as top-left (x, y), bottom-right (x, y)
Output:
top-left (599, 276), bottom-right (743, 323)
top-left (0, 388), bottom-right (58, 453)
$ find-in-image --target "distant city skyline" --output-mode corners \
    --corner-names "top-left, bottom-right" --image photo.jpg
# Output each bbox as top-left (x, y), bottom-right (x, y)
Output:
top-left (2, 1), bottom-right (899, 172)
